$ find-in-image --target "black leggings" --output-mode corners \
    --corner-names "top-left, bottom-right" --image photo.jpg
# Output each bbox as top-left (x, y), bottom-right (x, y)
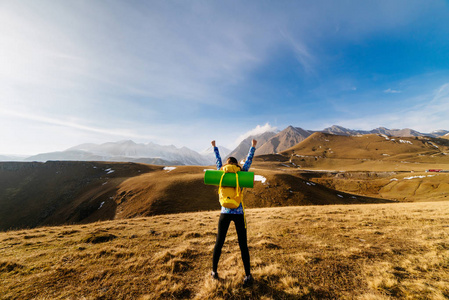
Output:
top-left (212, 213), bottom-right (251, 276)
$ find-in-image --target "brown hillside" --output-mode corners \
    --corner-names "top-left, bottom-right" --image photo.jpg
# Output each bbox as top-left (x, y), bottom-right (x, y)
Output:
top-left (305, 171), bottom-right (449, 202)
top-left (114, 166), bottom-right (219, 218)
top-left (0, 161), bottom-right (390, 231)
top-left (280, 132), bottom-right (449, 171)
top-left (113, 165), bottom-right (390, 220)
top-left (253, 133), bottom-right (449, 202)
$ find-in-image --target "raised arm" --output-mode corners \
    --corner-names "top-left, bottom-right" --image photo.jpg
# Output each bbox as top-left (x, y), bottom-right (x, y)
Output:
top-left (212, 140), bottom-right (223, 170)
top-left (242, 139), bottom-right (257, 171)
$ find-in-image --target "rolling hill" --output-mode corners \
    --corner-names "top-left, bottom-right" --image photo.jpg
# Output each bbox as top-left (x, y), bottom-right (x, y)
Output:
top-left (2, 132), bottom-right (449, 231)
top-left (0, 160), bottom-right (390, 231)
top-left (256, 132), bottom-right (449, 202)
top-left (281, 132), bottom-right (449, 171)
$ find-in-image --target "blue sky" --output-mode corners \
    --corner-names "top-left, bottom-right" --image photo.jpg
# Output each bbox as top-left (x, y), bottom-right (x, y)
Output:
top-left (1, 0), bottom-right (449, 155)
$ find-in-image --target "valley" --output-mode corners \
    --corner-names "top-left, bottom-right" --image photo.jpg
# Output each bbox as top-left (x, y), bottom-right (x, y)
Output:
top-left (2, 131), bottom-right (449, 298)
top-left (2, 132), bottom-right (449, 231)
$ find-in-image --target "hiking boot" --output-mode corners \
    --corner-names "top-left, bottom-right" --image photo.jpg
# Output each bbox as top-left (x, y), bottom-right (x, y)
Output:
top-left (243, 274), bottom-right (254, 287)
top-left (211, 271), bottom-right (219, 280)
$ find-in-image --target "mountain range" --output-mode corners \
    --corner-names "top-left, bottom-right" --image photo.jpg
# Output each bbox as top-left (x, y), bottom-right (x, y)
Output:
top-left (23, 141), bottom-right (211, 166)
top-left (229, 125), bottom-right (449, 161)
top-left (2, 125), bottom-right (448, 164)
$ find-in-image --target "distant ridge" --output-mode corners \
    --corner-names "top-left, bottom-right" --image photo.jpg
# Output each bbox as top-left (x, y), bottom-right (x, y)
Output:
top-left (2, 125), bottom-right (449, 165)
top-left (371, 127), bottom-right (422, 137)
top-left (322, 125), bottom-right (368, 136)
top-left (0, 154), bottom-right (28, 161)
top-left (25, 140), bottom-right (210, 166)
top-left (322, 125), bottom-right (448, 138)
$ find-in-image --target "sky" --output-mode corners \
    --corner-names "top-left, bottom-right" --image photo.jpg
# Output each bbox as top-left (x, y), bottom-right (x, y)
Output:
top-left (1, 0), bottom-right (449, 155)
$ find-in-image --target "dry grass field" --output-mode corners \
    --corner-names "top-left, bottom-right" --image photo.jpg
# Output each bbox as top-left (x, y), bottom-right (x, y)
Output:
top-left (2, 201), bottom-right (449, 299)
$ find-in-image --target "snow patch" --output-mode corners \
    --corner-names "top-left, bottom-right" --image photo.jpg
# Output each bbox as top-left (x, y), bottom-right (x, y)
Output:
top-left (163, 167), bottom-right (177, 172)
top-left (399, 139), bottom-right (412, 144)
top-left (104, 168), bottom-right (115, 174)
top-left (428, 142), bottom-right (439, 149)
top-left (337, 194), bottom-right (344, 198)
top-left (390, 178), bottom-right (398, 181)
top-left (98, 201), bottom-right (105, 209)
top-left (404, 175), bottom-right (435, 180)
top-left (254, 175), bottom-right (267, 184)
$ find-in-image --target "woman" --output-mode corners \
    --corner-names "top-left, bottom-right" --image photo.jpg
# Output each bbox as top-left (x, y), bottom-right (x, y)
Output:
top-left (210, 139), bottom-right (257, 286)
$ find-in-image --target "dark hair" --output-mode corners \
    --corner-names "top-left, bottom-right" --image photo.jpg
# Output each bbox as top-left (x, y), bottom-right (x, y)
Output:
top-left (226, 157), bottom-right (239, 166)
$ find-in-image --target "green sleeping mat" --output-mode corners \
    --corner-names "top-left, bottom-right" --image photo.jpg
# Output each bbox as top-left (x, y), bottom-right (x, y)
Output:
top-left (204, 170), bottom-right (254, 188)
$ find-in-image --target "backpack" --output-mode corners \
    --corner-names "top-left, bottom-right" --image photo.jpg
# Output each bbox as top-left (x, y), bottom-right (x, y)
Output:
top-left (218, 164), bottom-right (243, 209)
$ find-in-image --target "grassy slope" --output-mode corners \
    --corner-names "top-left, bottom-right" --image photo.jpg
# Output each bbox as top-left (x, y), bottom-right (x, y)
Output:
top-left (114, 165), bottom-right (390, 221)
top-left (281, 133), bottom-right (449, 171)
top-left (1, 202), bottom-right (449, 299)
top-left (2, 133), bottom-right (449, 232)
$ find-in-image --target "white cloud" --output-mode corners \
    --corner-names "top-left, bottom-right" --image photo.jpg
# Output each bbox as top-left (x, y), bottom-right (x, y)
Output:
top-left (234, 123), bottom-right (277, 145)
top-left (280, 31), bottom-right (316, 74)
top-left (1, 1), bottom-right (447, 156)
top-left (0, 109), bottom-right (158, 140)
top-left (384, 88), bottom-right (402, 94)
